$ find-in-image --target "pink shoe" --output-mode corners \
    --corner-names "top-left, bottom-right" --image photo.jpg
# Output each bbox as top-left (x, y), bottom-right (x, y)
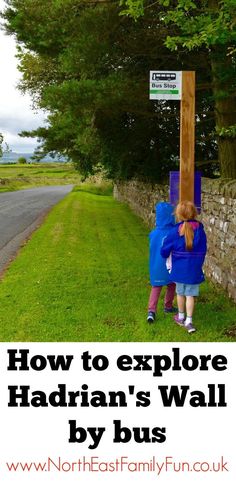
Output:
top-left (174, 314), bottom-right (185, 326)
top-left (184, 322), bottom-right (196, 334)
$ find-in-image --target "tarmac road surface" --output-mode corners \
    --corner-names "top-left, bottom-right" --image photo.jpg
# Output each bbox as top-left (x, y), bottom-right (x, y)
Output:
top-left (0, 185), bottom-right (73, 273)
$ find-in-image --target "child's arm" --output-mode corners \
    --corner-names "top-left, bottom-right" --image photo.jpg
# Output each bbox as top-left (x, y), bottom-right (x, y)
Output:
top-left (160, 233), bottom-right (174, 259)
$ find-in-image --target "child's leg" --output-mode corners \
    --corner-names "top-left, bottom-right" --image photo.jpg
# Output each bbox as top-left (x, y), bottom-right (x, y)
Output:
top-left (177, 294), bottom-right (185, 318)
top-left (184, 296), bottom-right (196, 333)
top-left (186, 296), bottom-right (195, 319)
top-left (184, 286), bottom-right (199, 331)
top-left (164, 282), bottom-right (176, 309)
top-left (148, 286), bottom-right (162, 313)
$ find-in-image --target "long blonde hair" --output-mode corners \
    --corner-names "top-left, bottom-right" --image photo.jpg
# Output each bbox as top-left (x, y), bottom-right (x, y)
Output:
top-left (175, 201), bottom-right (198, 250)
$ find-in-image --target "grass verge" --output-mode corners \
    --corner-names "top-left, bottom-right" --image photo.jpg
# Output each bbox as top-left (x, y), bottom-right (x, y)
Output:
top-left (0, 188), bottom-right (235, 341)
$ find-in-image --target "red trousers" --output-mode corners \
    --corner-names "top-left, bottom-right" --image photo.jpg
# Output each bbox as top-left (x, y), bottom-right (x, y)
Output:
top-left (148, 283), bottom-right (176, 312)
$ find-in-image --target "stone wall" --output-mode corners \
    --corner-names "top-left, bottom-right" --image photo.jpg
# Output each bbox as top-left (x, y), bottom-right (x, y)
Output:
top-left (114, 178), bottom-right (236, 302)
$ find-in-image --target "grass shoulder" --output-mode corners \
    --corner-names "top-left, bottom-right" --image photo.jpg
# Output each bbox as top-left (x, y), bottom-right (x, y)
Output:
top-left (0, 186), bottom-right (235, 342)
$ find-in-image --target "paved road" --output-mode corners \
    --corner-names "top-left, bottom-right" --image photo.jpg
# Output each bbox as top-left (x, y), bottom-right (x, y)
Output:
top-left (0, 185), bottom-right (73, 273)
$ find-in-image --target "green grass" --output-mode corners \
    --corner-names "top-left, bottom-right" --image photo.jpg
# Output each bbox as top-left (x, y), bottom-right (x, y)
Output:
top-left (0, 188), bottom-right (235, 341)
top-left (73, 182), bottom-right (114, 196)
top-left (0, 163), bottom-right (80, 192)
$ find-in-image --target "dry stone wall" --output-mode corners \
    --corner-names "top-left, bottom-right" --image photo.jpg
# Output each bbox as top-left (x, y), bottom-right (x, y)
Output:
top-left (114, 178), bottom-right (236, 302)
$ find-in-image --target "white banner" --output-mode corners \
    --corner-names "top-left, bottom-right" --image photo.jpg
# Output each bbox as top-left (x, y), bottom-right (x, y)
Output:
top-left (0, 342), bottom-right (235, 480)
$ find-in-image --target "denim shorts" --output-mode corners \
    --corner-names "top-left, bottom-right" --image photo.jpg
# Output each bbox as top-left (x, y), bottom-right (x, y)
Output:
top-left (176, 283), bottom-right (200, 296)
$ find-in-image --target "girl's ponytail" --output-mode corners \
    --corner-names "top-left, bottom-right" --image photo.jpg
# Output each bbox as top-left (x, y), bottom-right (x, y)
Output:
top-left (175, 201), bottom-right (198, 251)
top-left (179, 221), bottom-right (194, 250)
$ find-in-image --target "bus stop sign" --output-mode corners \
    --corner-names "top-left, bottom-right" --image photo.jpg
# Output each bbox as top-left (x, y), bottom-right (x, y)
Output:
top-left (149, 71), bottom-right (182, 100)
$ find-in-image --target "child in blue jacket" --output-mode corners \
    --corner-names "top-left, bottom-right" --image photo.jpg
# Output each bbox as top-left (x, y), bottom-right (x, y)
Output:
top-left (161, 200), bottom-right (207, 333)
top-left (147, 202), bottom-right (177, 323)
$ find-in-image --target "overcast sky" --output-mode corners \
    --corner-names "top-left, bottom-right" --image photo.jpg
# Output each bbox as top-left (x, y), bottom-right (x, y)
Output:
top-left (0, 0), bottom-right (46, 153)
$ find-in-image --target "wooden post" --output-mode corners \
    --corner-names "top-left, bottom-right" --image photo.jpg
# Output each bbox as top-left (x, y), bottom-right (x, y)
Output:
top-left (179, 71), bottom-right (195, 203)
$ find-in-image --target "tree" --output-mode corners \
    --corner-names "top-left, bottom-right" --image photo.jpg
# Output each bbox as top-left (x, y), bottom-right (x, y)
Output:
top-left (0, 133), bottom-right (3, 157)
top-left (121, 0), bottom-right (236, 178)
top-left (18, 156), bottom-right (27, 164)
top-left (2, 0), bottom-right (220, 180)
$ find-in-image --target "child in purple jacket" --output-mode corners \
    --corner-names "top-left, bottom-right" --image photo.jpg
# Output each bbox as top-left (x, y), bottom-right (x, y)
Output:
top-left (161, 201), bottom-right (207, 333)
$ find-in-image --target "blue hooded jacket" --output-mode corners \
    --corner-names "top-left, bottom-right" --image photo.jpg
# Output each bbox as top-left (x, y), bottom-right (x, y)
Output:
top-left (149, 202), bottom-right (175, 286)
top-left (160, 220), bottom-right (207, 284)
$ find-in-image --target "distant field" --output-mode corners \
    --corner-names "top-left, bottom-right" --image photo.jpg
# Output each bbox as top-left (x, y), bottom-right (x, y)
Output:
top-left (0, 163), bottom-right (81, 191)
